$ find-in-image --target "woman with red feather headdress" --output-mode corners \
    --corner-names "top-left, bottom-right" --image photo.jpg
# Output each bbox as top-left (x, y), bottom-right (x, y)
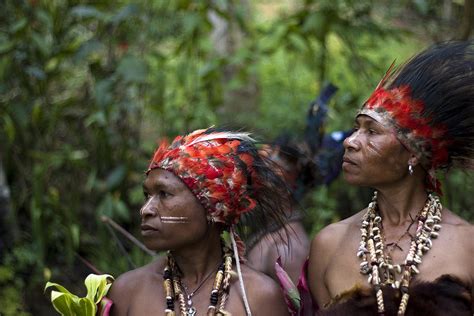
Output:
top-left (108, 127), bottom-right (291, 315)
top-left (308, 41), bottom-right (474, 315)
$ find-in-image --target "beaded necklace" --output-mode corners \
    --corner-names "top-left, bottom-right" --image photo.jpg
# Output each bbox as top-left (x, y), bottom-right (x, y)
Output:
top-left (358, 191), bottom-right (442, 315)
top-left (163, 247), bottom-right (234, 316)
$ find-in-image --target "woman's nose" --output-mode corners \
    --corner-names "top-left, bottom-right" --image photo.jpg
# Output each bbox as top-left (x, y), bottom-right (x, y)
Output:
top-left (140, 197), bottom-right (158, 218)
top-left (343, 131), bottom-right (361, 151)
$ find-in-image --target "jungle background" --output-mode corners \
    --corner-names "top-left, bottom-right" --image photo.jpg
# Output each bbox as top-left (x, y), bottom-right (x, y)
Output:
top-left (0, 0), bottom-right (473, 314)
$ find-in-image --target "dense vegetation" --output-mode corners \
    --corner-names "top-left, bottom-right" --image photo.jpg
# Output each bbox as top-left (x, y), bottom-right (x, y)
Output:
top-left (0, 0), bottom-right (472, 314)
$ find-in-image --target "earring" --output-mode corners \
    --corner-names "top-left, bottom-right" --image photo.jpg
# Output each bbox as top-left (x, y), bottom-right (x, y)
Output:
top-left (408, 164), bottom-right (414, 175)
top-left (207, 216), bottom-right (215, 225)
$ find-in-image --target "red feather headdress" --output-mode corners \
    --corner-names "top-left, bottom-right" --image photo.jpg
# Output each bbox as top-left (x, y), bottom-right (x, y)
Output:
top-left (148, 128), bottom-right (257, 226)
top-left (359, 66), bottom-right (450, 194)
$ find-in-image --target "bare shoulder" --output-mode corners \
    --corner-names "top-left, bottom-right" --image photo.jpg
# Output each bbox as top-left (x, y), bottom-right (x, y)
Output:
top-left (108, 258), bottom-right (164, 308)
top-left (441, 208), bottom-right (474, 247)
top-left (307, 209), bottom-right (365, 305)
top-left (310, 209), bottom-right (365, 256)
top-left (441, 209), bottom-right (473, 239)
top-left (240, 265), bottom-right (289, 315)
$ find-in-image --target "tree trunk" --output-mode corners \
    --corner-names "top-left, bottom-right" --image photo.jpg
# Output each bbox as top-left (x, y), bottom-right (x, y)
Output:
top-left (208, 0), bottom-right (259, 128)
top-left (0, 156), bottom-right (12, 258)
top-left (459, 0), bottom-right (473, 40)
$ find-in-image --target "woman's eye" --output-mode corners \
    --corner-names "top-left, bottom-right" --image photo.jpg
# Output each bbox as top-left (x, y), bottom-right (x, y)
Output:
top-left (159, 190), bottom-right (170, 198)
top-left (143, 192), bottom-right (151, 200)
top-left (368, 129), bottom-right (377, 135)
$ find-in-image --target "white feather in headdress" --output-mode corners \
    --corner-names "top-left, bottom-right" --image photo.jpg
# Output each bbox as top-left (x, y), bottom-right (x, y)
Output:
top-left (186, 131), bottom-right (255, 147)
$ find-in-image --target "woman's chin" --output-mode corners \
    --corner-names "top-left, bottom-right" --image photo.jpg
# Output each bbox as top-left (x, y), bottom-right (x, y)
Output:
top-left (343, 172), bottom-right (361, 185)
top-left (142, 239), bottom-right (166, 252)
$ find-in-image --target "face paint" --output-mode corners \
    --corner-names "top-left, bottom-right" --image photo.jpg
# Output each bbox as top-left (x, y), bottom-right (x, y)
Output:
top-left (343, 115), bottom-right (411, 186)
top-left (139, 197), bottom-right (154, 216)
top-left (160, 216), bottom-right (189, 224)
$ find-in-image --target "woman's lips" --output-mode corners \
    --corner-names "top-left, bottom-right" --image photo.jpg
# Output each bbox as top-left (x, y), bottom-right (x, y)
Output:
top-left (342, 156), bottom-right (358, 170)
top-left (343, 156), bottom-right (357, 165)
top-left (141, 224), bottom-right (159, 236)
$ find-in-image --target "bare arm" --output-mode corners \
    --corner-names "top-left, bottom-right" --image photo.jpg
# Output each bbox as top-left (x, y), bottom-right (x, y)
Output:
top-left (242, 265), bottom-right (290, 316)
top-left (467, 225), bottom-right (474, 312)
top-left (248, 276), bottom-right (290, 316)
top-left (247, 222), bottom-right (309, 284)
top-left (308, 224), bottom-right (342, 308)
top-left (107, 272), bottom-right (137, 316)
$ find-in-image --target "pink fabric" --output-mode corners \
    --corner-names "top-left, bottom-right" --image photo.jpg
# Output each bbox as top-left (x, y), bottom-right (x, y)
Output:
top-left (297, 258), bottom-right (318, 315)
top-left (98, 297), bottom-right (113, 316)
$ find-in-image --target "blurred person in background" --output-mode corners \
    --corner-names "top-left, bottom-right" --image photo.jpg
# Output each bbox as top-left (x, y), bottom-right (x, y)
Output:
top-left (247, 84), bottom-right (350, 285)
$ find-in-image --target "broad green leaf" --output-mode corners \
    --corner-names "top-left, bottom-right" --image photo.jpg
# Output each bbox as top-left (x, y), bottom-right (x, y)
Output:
top-left (50, 291), bottom-right (75, 315)
top-left (70, 5), bottom-right (106, 20)
top-left (9, 18), bottom-right (28, 33)
top-left (94, 79), bottom-right (114, 108)
top-left (84, 274), bottom-right (114, 304)
top-left (105, 165), bottom-right (127, 191)
top-left (31, 31), bottom-right (51, 57)
top-left (45, 282), bottom-right (74, 295)
top-left (116, 56), bottom-right (147, 83)
top-left (25, 66), bottom-right (46, 80)
top-left (111, 4), bottom-right (138, 24)
top-left (73, 297), bottom-right (96, 316)
top-left (0, 39), bottom-right (14, 54)
top-left (85, 111), bottom-right (107, 127)
top-left (2, 114), bottom-right (15, 142)
top-left (75, 39), bottom-right (106, 61)
top-left (46, 274), bottom-right (114, 315)
top-left (70, 224), bottom-right (80, 249)
top-left (113, 198), bottom-right (130, 221)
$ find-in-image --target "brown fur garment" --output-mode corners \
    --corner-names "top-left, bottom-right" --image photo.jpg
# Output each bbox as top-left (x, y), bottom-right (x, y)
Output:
top-left (318, 275), bottom-right (472, 316)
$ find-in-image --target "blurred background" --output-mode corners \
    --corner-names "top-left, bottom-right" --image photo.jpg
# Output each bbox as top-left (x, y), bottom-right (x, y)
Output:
top-left (0, 0), bottom-right (473, 314)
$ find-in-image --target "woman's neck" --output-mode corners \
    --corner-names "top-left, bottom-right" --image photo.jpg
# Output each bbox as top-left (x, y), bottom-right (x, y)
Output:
top-left (171, 229), bottom-right (223, 285)
top-left (375, 178), bottom-right (428, 227)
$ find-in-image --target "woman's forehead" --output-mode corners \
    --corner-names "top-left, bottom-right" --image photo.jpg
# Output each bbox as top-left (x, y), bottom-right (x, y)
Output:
top-left (355, 114), bottom-right (392, 129)
top-left (144, 169), bottom-right (183, 189)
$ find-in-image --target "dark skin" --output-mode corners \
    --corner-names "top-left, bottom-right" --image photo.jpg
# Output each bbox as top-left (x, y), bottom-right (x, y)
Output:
top-left (308, 115), bottom-right (474, 309)
top-left (108, 169), bottom-right (289, 315)
top-left (247, 145), bottom-right (309, 284)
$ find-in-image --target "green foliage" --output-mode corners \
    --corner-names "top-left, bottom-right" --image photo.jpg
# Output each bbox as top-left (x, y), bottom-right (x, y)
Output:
top-left (0, 265), bottom-right (31, 316)
top-left (0, 0), bottom-right (471, 314)
top-left (45, 274), bottom-right (114, 316)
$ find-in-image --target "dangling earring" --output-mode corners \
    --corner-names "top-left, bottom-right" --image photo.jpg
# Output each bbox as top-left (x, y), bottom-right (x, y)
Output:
top-left (207, 216), bottom-right (215, 225)
top-left (408, 164), bottom-right (414, 175)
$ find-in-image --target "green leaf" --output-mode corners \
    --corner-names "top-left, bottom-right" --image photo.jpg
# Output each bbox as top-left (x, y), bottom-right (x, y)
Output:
top-left (105, 165), bottom-right (127, 190)
top-left (9, 18), bottom-right (28, 33)
top-left (25, 66), bottom-right (46, 80)
top-left (2, 114), bottom-right (15, 142)
top-left (94, 79), bottom-right (114, 108)
top-left (414, 0), bottom-right (429, 15)
top-left (84, 274), bottom-right (114, 304)
top-left (113, 198), bottom-right (130, 221)
top-left (116, 56), bottom-right (148, 83)
top-left (50, 291), bottom-right (75, 315)
top-left (111, 4), bottom-right (138, 24)
top-left (288, 33), bottom-right (307, 52)
top-left (85, 111), bottom-right (107, 127)
top-left (45, 282), bottom-right (74, 295)
top-left (46, 275), bottom-right (114, 316)
top-left (70, 224), bottom-right (80, 249)
top-left (75, 40), bottom-right (106, 61)
top-left (70, 5), bottom-right (106, 20)
top-left (0, 38), bottom-right (14, 54)
top-left (75, 297), bottom-right (95, 316)
top-left (31, 31), bottom-right (51, 56)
